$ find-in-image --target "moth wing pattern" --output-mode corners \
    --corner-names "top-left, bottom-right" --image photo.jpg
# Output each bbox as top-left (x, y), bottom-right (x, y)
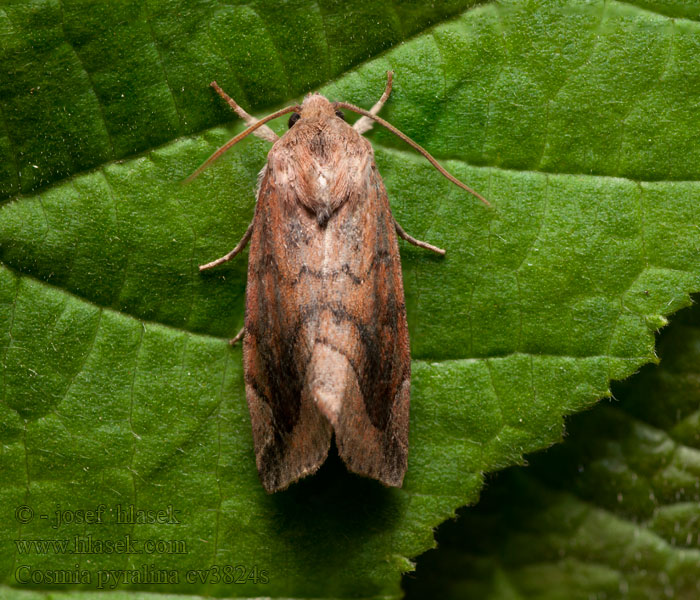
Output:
top-left (243, 119), bottom-right (410, 492)
top-left (308, 159), bottom-right (411, 488)
top-left (243, 165), bottom-right (333, 493)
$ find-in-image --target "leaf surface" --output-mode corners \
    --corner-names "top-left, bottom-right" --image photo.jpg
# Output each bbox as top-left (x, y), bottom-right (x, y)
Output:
top-left (1, 0), bottom-right (700, 597)
top-left (407, 299), bottom-right (700, 599)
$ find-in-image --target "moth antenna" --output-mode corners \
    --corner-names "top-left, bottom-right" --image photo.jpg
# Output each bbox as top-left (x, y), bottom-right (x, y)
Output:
top-left (185, 104), bottom-right (300, 183)
top-left (210, 81), bottom-right (279, 143)
top-left (354, 70), bottom-right (394, 134)
top-left (335, 101), bottom-right (490, 206)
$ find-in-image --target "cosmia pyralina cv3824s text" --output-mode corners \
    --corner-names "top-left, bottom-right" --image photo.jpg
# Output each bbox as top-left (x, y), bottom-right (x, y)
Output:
top-left (187, 72), bottom-right (489, 493)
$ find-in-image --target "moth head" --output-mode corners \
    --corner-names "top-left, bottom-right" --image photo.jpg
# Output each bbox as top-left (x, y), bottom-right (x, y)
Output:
top-left (290, 94), bottom-right (346, 127)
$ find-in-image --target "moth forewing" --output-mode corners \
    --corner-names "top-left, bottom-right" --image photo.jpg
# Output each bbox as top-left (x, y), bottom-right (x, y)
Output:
top-left (193, 73), bottom-right (488, 493)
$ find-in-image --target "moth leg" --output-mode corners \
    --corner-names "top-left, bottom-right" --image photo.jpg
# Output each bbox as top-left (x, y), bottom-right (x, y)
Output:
top-left (199, 219), bottom-right (255, 271)
top-left (394, 218), bottom-right (446, 256)
top-left (354, 71), bottom-right (393, 134)
top-left (211, 81), bottom-right (279, 143)
top-left (228, 327), bottom-right (245, 346)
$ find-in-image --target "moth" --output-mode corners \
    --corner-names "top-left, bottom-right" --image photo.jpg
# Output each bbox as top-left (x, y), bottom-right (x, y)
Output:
top-left (188, 73), bottom-right (488, 493)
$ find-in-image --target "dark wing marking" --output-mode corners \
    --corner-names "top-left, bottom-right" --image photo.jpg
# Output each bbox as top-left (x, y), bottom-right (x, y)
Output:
top-left (308, 162), bottom-right (410, 487)
top-left (243, 172), bottom-right (333, 493)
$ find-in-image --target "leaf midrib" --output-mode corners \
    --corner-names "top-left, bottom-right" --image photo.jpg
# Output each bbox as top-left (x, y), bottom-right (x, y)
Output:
top-left (0, 0), bottom-right (494, 204)
top-left (2, 145), bottom-right (698, 342)
top-left (2, 0), bottom-right (698, 205)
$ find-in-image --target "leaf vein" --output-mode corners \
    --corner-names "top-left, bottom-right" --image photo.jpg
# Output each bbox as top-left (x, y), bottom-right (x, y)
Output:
top-left (56, 0), bottom-right (117, 158)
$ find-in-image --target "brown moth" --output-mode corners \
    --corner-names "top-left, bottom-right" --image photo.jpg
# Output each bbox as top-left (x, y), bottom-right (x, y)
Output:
top-left (189, 73), bottom-right (488, 493)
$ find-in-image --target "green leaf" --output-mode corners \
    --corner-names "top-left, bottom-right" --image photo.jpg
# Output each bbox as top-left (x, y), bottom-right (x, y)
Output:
top-left (407, 298), bottom-right (700, 600)
top-left (1, 0), bottom-right (700, 597)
